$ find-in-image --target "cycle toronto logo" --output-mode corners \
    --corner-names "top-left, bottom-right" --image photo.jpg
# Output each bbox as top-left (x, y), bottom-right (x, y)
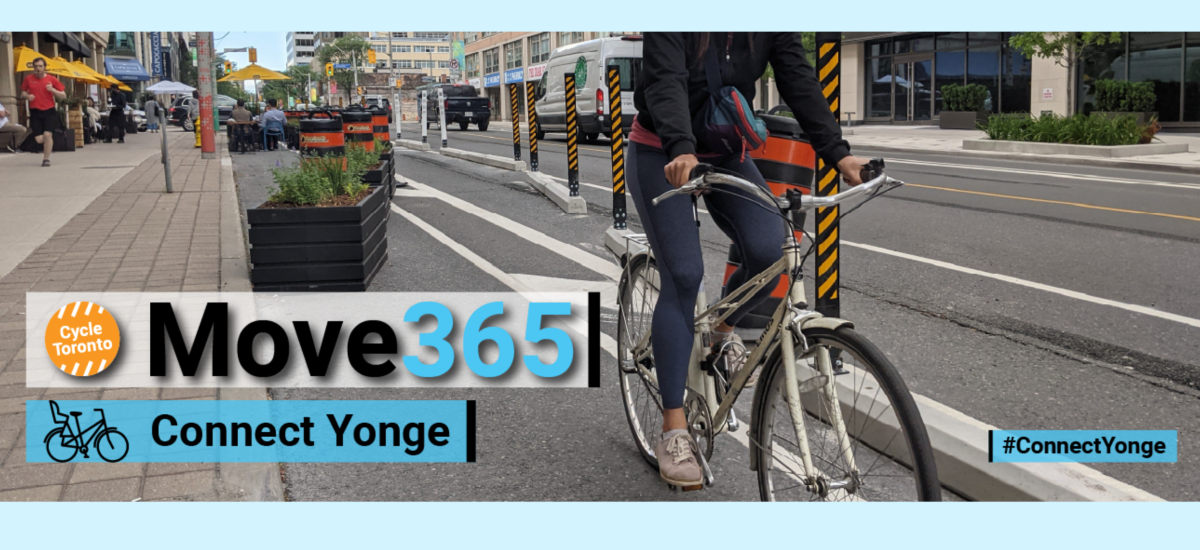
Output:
top-left (45, 401), bottom-right (130, 463)
top-left (44, 301), bottom-right (121, 377)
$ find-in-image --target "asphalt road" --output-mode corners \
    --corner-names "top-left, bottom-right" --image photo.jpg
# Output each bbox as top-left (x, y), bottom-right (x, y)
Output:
top-left (240, 122), bottom-right (1200, 501)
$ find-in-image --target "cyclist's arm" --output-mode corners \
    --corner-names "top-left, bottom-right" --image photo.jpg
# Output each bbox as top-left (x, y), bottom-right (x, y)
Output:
top-left (768, 32), bottom-right (852, 170)
top-left (641, 32), bottom-right (697, 161)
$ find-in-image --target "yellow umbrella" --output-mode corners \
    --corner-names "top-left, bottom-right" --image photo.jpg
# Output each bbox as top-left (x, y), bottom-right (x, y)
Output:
top-left (218, 63), bottom-right (290, 82)
top-left (72, 60), bottom-right (108, 82)
top-left (13, 45), bottom-right (51, 72)
top-left (50, 57), bottom-right (98, 82)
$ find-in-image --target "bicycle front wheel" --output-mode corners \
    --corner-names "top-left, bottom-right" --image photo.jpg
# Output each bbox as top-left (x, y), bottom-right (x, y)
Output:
top-left (752, 326), bottom-right (941, 501)
top-left (616, 254), bottom-right (663, 468)
top-left (96, 430), bottom-right (129, 463)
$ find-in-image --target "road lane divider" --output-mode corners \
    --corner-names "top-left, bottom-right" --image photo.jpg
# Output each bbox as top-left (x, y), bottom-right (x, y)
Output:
top-left (439, 147), bottom-right (527, 171)
top-left (527, 171), bottom-right (588, 214)
top-left (905, 183), bottom-right (1200, 223)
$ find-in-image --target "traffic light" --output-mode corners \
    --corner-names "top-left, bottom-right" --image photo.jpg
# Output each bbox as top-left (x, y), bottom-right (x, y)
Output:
top-left (357, 86), bottom-right (364, 96)
top-left (325, 63), bottom-right (334, 77)
top-left (368, 49), bottom-right (376, 64)
top-left (249, 47), bottom-right (257, 63)
top-left (224, 61), bottom-right (232, 72)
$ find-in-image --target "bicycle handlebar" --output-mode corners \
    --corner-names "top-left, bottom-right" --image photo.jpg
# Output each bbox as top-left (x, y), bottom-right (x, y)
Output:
top-left (651, 158), bottom-right (902, 212)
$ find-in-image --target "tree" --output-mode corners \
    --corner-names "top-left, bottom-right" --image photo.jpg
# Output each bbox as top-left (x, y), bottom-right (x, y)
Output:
top-left (1008, 32), bottom-right (1123, 114)
top-left (315, 35), bottom-right (370, 103)
top-left (261, 64), bottom-right (315, 105)
top-left (762, 33), bottom-right (817, 86)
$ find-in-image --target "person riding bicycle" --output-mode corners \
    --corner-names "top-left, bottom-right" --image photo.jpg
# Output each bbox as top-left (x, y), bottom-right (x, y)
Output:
top-left (628, 32), bottom-right (871, 488)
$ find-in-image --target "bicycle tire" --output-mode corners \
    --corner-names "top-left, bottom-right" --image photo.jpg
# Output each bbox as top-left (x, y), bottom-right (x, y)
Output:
top-left (95, 429), bottom-right (129, 463)
top-left (616, 253), bottom-right (663, 469)
top-left (44, 427), bottom-right (78, 463)
top-left (751, 326), bottom-right (941, 501)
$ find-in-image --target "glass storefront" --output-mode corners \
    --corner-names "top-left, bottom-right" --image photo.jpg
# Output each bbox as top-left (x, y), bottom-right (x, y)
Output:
top-left (863, 33), bottom-right (1030, 122)
top-left (1079, 32), bottom-right (1200, 123)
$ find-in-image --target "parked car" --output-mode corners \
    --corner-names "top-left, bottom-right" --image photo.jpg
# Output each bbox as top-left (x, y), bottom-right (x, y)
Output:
top-left (365, 97), bottom-right (394, 123)
top-left (419, 84), bottom-right (490, 131)
top-left (534, 35), bottom-right (641, 142)
top-left (170, 94), bottom-right (236, 127)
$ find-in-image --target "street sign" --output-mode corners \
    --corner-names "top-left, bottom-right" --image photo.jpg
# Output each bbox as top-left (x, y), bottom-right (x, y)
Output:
top-left (333, 63), bottom-right (352, 69)
top-left (422, 76), bottom-right (434, 82)
top-left (449, 59), bottom-right (459, 70)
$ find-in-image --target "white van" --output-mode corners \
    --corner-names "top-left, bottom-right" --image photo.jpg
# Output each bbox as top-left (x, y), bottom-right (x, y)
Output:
top-left (533, 36), bottom-right (642, 142)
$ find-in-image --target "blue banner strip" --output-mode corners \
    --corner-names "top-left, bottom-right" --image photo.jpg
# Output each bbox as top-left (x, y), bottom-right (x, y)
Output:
top-left (989, 430), bottom-right (1177, 463)
top-left (26, 400), bottom-right (471, 463)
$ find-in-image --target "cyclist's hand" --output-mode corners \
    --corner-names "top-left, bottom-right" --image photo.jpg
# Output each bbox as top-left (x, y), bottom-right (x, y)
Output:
top-left (837, 155), bottom-right (873, 186)
top-left (665, 153), bottom-right (699, 189)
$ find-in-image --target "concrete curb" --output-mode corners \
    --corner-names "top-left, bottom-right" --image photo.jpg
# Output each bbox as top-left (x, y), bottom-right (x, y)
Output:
top-left (963, 139), bottom-right (1189, 158)
top-left (440, 147), bottom-right (527, 171)
top-left (850, 143), bottom-right (1200, 176)
top-left (526, 171), bottom-right (588, 214)
top-left (396, 139), bottom-right (431, 152)
top-left (215, 139), bottom-right (286, 502)
top-left (603, 233), bottom-right (1161, 502)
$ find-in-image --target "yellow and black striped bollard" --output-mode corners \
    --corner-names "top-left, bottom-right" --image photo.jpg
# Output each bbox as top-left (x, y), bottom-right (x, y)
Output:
top-left (526, 81), bottom-right (539, 172)
top-left (607, 66), bottom-right (626, 230)
top-left (509, 84), bottom-right (521, 161)
top-left (564, 73), bottom-right (580, 197)
top-left (815, 32), bottom-right (842, 319)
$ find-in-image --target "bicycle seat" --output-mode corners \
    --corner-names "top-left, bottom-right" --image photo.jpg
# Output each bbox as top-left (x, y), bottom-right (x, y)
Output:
top-left (70, 412), bottom-right (83, 417)
top-left (49, 400), bottom-right (69, 423)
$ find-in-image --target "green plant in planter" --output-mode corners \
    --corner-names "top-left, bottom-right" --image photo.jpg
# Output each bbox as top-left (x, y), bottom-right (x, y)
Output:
top-left (1094, 80), bottom-right (1156, 112)
top-left (941, 83), bottom-right (989, 112)
top-left (982, 113), bottom-right (1031, 141)
top-left (269, 147), bottom-right (371, 206)
top-left (374, 137), bottom-right (392, 152)
top-left (984, 112), bottom-right (1148, 146)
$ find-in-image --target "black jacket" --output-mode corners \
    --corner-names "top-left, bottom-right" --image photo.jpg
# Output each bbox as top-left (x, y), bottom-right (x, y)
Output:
top-left (109, 91), bottom-right (127, 111)
top-left (634, 32), bottom-right (850, 166)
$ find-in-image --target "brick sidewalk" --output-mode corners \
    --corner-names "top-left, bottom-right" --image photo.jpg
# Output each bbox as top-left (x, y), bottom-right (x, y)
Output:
top-left (0, 132), bottom-right (277, 501)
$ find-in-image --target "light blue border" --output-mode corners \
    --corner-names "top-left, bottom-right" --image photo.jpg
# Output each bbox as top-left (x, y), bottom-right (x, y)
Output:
top-left (5, 2), bottom-right (1200, 30)
top-left (0, 502), bottom-right (1196, 548)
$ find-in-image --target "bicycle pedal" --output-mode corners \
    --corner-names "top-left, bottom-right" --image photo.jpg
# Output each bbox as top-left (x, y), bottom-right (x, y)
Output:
top-left (680, 484), bottom-right (704, 492)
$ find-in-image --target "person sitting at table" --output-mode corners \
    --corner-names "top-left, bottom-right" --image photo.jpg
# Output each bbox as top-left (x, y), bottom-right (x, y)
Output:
top-left (231, 99), bottom-right (252, 123)
top-left (259, 99), bottom-right (287, 151)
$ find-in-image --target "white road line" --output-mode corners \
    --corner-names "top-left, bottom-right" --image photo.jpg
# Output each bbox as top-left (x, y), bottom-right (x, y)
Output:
top-left (390, 202), bottom-right (620, 359)
top-left (844, 240), bottom-right (1200, 329)
top-left (886, 158), bottom-right (1200, 191)
top-left (404, 179), bottom-right (623, 280)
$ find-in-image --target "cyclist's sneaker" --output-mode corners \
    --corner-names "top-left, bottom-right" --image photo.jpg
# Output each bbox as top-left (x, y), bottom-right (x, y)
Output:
top-left (655, 430), bottom-right (702, 487)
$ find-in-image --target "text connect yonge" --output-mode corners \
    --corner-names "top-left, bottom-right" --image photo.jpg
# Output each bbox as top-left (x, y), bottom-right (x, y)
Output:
top-left (149, 301), bottom-right (579, 378)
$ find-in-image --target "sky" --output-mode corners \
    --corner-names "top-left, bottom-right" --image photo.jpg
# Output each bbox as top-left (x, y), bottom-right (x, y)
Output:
top-left (214, 31), bottom-right (289, 92)
top-left (214, 31), bottom-right (289, 70)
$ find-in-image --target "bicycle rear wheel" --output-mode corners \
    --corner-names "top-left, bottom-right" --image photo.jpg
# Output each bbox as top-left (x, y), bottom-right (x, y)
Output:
top-left (45, 427), bottom-right (78, 463)
top-left (752, 326), bottom-right (940, 501)
top-left (616, 254), bottom-right (663, 468)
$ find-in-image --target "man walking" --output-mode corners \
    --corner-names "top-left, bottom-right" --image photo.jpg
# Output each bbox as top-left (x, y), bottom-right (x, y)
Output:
top-left (19, 57), bottom-right (67, 166)
top-left (105, 84), bottom-right (127, 144)
top-left (0, 99), bottom-right (30, 153)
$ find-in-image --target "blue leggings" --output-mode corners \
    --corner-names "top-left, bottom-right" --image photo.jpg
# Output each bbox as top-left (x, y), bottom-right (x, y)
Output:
top-left (627, 143), bottom-right (785, 409)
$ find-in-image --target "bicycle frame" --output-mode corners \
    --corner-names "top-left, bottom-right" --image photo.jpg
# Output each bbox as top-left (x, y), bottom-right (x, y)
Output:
top-left (56, 414), bottom-right (108, 450)
top-left (622, 232), bottom-right (860, 490)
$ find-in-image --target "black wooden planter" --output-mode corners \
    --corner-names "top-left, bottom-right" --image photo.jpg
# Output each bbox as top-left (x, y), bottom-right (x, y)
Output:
top-left (363, 155), bottom-right (394, 199)
top-left (247, 184), bottom-right (389, 292)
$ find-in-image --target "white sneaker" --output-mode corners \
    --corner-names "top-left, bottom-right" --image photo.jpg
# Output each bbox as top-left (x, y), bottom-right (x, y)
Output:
top-left (655, 430), bottom-right (702, 487)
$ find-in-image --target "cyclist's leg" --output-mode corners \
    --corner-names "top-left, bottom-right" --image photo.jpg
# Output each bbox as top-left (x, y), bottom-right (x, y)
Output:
top-left (626, 143), bottom-right (704, 414)
top-left (704, 154), bottom-right (786, 327)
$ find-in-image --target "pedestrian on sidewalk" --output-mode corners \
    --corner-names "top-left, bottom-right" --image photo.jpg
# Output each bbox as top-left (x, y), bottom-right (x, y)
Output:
top-left (84, 97), bottom-right (103, 143)
top-left (0, 99), bottom-right (30, 153)
top-left (19, 57), bottom-right (67, 166)
top-left (143, 93), bottom-right (161, 133)
top-left (105, 84), bottom-right (127, 144)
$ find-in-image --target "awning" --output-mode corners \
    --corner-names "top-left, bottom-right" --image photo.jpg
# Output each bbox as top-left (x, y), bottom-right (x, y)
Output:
top-left (105, 57), bottom-right (151, 82)
top-left (41, 32), bottom-right (91, 58)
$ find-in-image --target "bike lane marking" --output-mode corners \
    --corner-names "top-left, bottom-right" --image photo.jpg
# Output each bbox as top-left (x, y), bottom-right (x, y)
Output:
top-left (843, 240), bottom-right (1200, 329)
top-left (884, 158), bottom-right (1200, 191)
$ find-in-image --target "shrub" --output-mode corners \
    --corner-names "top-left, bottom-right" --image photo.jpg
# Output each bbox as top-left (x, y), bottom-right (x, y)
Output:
top-left (1093, 80), bottom-right (1157, 112)
top-left (941, 83), bottom-right (989, 112)
top-left (983, 112), bottom-right (1151, 146)
top-left (268, 143), bottom-right (374, 206)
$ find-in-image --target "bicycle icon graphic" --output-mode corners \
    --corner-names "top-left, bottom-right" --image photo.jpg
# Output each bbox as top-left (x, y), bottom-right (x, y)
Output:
top-left (44, 401), bottom-right (129, 463)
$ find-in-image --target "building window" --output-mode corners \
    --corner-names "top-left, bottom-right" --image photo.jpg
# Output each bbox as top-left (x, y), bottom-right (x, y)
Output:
top-left (967, 47), bottom-right (1000, 113)
top-left (416, 60), bottom-right (435, 69)
top-left (484, 48), bottom-right (500, 74)
top-left (1127, 32), bottom-right (1184, 121)
top-left (414, 45), bottom-right (436, 53)
top-left (559, 32), bottom-right (585, 47)
top-left (529, 33), bottom-right (551, 64)
top-left (392, 32), bottom-right (407, 38)
top-left (413, 32), bottom-right (450, 41)
top-left (1186, 33), bottom-right (1200, 122)
top-left (438, 60), bottom-right (450, 69)
top-left (505, 41), bottom-right (523, 70)
top-left (464, 33), bottom-right (479, 45)
top-left (867, 57), bottom-right (892, 118)
top-left (466, 54), bottom-right (479, 77)
top-left (373, 45), bottom-right (387, 53)
top-left (396, 60), bottom-right (413, 69)
top-left (393, 45), bottom-right (410, 53)
top-left (438, 46), bottom-right (450, 53)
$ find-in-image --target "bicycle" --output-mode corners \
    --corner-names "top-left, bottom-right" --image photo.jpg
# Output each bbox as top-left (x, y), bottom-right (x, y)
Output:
top-left (44, 401), bottom-right (129, 463)
top-left (615, 159), bottom-right (941, 501)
